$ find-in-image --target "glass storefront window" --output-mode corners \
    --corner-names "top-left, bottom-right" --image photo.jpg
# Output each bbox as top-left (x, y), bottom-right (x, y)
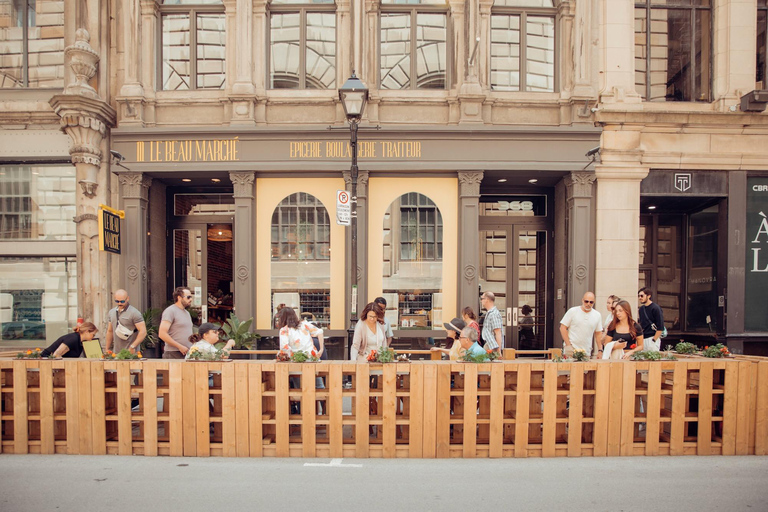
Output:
top-left (383, 193), bottom-right (443, 329)
top-left (0, 165), bottom-right (76, 240)
top-left (380, 9), bottom-right (447, 89)
top-left (174, 193), bottom-right (235, 215)
top-left (686, 206), bottom-right (718, 332)
top-left (480, 195), bottom-right (546, 217)
top-left (271, 193), bottom-right (331, 328)
top-left (0, 257), bottom-right (76, 344)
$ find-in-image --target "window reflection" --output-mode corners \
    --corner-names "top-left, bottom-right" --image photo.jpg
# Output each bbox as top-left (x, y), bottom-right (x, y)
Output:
top-left (383, 193), bottom-right (443, 329)
top-left (380, 9), bottom-right (447, 89)
top-left (271, 193), bottom-right (330, 328)
top-left (759, 3), bottom-right (767, 87)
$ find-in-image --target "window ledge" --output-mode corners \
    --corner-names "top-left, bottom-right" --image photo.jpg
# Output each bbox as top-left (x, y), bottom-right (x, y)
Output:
top-left (0, 88), bottom-right (64, 102)
top-left (487, 91), bottom-right (561, 102)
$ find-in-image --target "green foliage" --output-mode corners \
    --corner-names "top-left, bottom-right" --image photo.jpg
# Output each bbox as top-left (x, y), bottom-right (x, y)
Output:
top-left (187, 346), bottom-right (228, 361)
top-left (674, 342), bottom-right (698, 354)
top-left (701, 343), bottom-right (730, 358)
top-left (630, 350), bottom-right (676, 361)
top-left (290, 350), bottom-right (319, 363)
top-left (572, 348), bottom-right (590, 362)
top-left (220, 314), bottom-right (260, 350)
top-left (141, 307), bottom-right (162, 350)
top-left (460, 348), bottom-right (498, 363)
top-left (376, 346), bottom-right (396, 363)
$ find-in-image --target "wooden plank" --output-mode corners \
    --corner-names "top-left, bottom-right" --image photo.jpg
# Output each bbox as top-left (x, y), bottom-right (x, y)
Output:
top-left (76, 361), bottom-right (93, 455)
top-left (756, 362), bottom-right (768, 455)
top-left (275, 363), bottom-right (290, 457)
top-left (542, 364), bottom-right (557, 457)
top-left (89, 361), bottom-right (106, 455)
top-left (168, 362), bottom-right (184, 456)
top-left (669, 363), bottom-right (687, 456)
top-left (248, 364), bottom-right (264, 457)
top-left (302, 364), bottom-right (317, 458)
top-left (748, 362), bottom-right (758, 454)
top-left (619, 363), bottom-right (638, 456)
top-left (116, 363), bottom-right (132, 456)
top-left (222, 363), bottom-right (237, 457)
top-left (39, 362), bottom-right (55, 455)
top-left (697, 362), bottom-right (713, 456)
top-left (195, 363), bottom-right (211, 456)
top-left (421, 363), bottom-right (437, 458)
top-left (514, 364), bottom-right (531, 458)
top-left (382, 364), bottom-right (397, 458)
top-left (13, 361), bottom-right (29, 454)
top-left (721, 361), bottom-right (738, 456)
top-left (592, 364), bottom-right (610, 457)
top-left (181, 363), bottom-right (198, 456)
top-left (488, 364), bottom-right (504, 458)
top-left (645, 363), bottom-right (662, 456)
top-left (606, 362), bottom-right (623, 457)
top-left (462, 364), bottom-right (478, 458)
top-left (64, 360), bottom-right (79, 455)
top-left (233, 363), bottom-right (250, 457)
top-left (354, 364), bottom-right (370, 458)
top-left (735, 361), bottom-right (751, 455)
top-left (567, 366), bottom-right (584, 457)
top-left (408, 362), bottom-right (424, 458)
top-left (143, 362), bottom-right (158, 457)
top-left (435, 364), bottom-right (452, 458)
top-left (328, 363), bottom-right (343, 458)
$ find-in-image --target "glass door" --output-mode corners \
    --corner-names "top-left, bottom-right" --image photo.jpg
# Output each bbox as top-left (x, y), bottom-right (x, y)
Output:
top-left (173, 223), bottom-right (233, 326)
top-left (479, 223), bottom-right (549, 350)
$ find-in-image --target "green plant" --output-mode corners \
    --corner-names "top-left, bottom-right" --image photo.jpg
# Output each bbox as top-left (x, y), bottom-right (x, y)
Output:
top-left (290, 350), bottom-right (319, 363)
top-left (140, 307), bottom-right (162, 350)
top-left (103, 348), bottom-right (142, 360)
top-left (674, 342), bottom-right (698, 354)
top-left (16, 348), bottom-right (53, 359)
top-left (460, 348), bottom-right (498, 363)
top-left (572, 348), bottom-right (590, 362)
top-left (220, 314), bottom-right (260, 350)
top-left (630, 350), bottom-right (676, 361)
top-left (701, 343), bottom-right (730, 358)
top-left (367, 346), bottom-right (398, 363)
top-left (187, 346), bottom-right (228, 361)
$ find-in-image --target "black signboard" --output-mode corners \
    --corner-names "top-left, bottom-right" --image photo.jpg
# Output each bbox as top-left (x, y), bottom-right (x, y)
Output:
top-left (99, 207), bottom-right (122, 254)
top-left (746, 177), bottom-right (768, 331)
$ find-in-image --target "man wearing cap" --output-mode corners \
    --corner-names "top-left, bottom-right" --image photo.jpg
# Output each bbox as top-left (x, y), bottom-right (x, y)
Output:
top-left (430, 317), bottom-right (466, 360)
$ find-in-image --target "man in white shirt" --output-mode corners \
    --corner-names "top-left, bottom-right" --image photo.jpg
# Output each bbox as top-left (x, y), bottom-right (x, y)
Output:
top-left (559, 291), bottom-right (604, 358)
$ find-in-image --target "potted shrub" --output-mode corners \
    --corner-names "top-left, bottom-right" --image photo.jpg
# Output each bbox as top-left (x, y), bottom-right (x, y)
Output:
top-left (219, 313), bottom-right (259, 359)
top-left (139, 308), bottom-right (162, 358)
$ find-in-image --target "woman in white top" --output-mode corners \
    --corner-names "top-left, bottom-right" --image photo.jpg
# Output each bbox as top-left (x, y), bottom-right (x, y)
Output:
top-left (351, 302), bottom-right (387, 362)
top-left (185, 323), bottom-right (234, 359)
top-left (277, 307), bottom-right (324, 357)
top-left (603, 295), bottom-right (620, 333)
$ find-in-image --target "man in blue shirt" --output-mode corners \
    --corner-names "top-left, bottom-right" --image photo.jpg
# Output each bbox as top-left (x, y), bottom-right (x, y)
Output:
top-left (460, 327), bottom-right (487, 357)
top-left (480, 291), bottom-right (503, 354)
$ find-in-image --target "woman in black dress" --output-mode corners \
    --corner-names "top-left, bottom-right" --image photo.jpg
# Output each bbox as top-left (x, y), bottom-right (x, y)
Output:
top-left (40, 322), bottom-right (99, 358)
top-left (602, 301), bottom-right (644, 360)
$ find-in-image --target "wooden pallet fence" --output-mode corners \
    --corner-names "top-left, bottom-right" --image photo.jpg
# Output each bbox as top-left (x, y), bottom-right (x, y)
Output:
top-left (1, 359), bottom-right (767, 458)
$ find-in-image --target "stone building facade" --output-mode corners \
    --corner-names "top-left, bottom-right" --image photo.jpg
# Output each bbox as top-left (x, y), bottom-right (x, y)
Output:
top-left (0, 0), bottom-right (766, 355)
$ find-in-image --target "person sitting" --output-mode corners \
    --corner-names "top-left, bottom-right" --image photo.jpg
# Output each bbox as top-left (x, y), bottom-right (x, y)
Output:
top-left (459, 327), bottom-right (487, 357)
top-left (41, 322), bottom-right (99, 358)
top-left (430, 317), bottom-right (466, 360)
top-left (185, 323), bottom-right (234, 359)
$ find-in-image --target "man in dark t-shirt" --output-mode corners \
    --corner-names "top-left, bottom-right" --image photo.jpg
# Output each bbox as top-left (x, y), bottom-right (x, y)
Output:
top-left (638, 287), bottom-right (664, 351)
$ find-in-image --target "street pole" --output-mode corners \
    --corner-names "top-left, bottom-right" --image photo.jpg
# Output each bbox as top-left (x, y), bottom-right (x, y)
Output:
top-left (348, 119), bottom-right (359, 355)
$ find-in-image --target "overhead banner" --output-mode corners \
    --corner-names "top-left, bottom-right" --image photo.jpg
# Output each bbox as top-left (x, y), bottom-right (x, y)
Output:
top-left (746, 177), bottom-right (768, 331)
top-left (99, 204), bottom-right (124, 254)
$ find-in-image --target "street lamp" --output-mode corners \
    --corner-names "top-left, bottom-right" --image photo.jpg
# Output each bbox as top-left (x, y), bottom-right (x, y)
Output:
top-left (339, 72), bottom-right (369, 351)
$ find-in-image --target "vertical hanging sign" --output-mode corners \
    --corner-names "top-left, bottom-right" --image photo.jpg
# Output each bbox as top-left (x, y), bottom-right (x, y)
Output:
top-left (98, 204), bottom-right (125, 254)
top-left (336, 190), bottom-right (351, 226)
top-left (746, 177), bottom-right (768, 331)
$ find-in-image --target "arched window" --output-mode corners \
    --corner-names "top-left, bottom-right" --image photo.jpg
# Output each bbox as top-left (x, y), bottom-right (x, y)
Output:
top-left (382, 193), bottom-right (443, 329)
top-left (270, 192), bottom-right (331, 327)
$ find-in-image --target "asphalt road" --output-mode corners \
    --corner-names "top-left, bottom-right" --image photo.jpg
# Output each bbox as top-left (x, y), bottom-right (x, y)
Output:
top-left (2, 454), bottom-right (766, 511)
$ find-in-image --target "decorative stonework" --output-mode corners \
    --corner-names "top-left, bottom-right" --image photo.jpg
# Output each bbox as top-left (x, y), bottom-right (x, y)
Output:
top-left (127, 265), bottom-right (140, 282)
top-left (458, 170), bottom-right (484, 197)
top-left (230, 171), bottom-right (255, 198)
top-left (118, 173), bottom-right (153, 200)
top-left (64, 29), bottom-right (99, 99)
top-left (565, 172), bottom-right (596, 199)
top-left (575, 264), bottom-right (588, 284)
top-left (343, 170), bottom-right (369, 198)
top-left (73, 213), bottom-right (98, 224)
top-left (463, 264), bottom-right (477, 284)
top-left (236, 265), bottom-right (249, 282)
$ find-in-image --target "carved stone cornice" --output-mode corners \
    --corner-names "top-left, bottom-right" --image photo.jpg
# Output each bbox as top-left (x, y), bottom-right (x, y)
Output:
top-left (229, 171), bottom-right (255, 198)
top-left (364, 0), bottom-right (380, 14)
top-left (458, 170), bottom-right (484, 197)
top-left (140, 0), bottom-right (160, 17)
top-left (342, 170), bottom-right (369, 198)
top-left (73, 213), bottom-right (98, 224)
top-left (118, 172), bottom-right (153, 200)
top-left (564, 172), bottom-right (596, 199)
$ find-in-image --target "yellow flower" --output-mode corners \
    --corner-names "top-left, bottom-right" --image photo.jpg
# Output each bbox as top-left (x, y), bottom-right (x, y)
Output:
top-left (26, 350), bottom-right (32, 355)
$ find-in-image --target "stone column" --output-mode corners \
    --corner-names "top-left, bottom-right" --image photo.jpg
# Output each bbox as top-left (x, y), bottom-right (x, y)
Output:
top-left (118, 173), bottom-right (152, 310)
top-left (228, 0), bottom-right (257, 124)
top-left (594, 165), bottom-right (648, 313)
top-left (598, 0), bottom-right (641, 103)
top-left (458, 171), bottom-right (483, 311)
top-left (344, 170), bottom-right (369, 311)
top-left (564, 172), bottom-right (596, 306)
top-left (713, 0), bottom-right (757, 107)
top-left (50, 28), bottom-right (117, 329)
top-left (253, 0), bottom-right (268, 124)
top-left (230, 171), bottom-right (256, 319)
top-left (569, 0), bottom-right (598, 100)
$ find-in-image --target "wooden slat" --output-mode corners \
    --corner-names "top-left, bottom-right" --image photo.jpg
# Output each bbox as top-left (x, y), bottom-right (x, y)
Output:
top-left (233, 363), bottom-right (250, 457)
top-left (89, 361), bottom-right (106, 455)
top-left (181, 363), bottom-right (197, 456)
top-left (462, 363), bottom-right (478, 458)
top-left (194, 363), bottom-right (211, 456)
top-left (645, 363), bottom-right (662, 456)
top-left (592, 363), bottom-right (610, 456)
top-left (301, 364), bottom-right (316, 457)
top-left (13, 361), bottom-right (29, 454)
top-left (382, 364), bottom-right (397, 458)
top-left (669, 363), bottom-right (687, 456)
top-left (619, 362), bottom-right (638, 456)
top-left (567, 366), bottom-right (584, 457)
top-left (435, 364), bottom-right (451, 458)
top-left (748, 361), bottom-right (758, 453)
top-left (541, 364), bottom-right (557, 457)
top-left (64, 361), bottom-right (79, 455)
top-left (221, 363), bottom-right (237, 457)
top-left (488, 364), bottom-right (504, 458)
top-left (168, 362), bottom-right (184, 456)
top-left (606, 362), bottom-right (623, 457)
top-left (408, 362), bottom-right (424, 458)
top-left (275, 363), bottom-right (290, 457)
top-left (735, 361), bottom-right (751, 455)
top-left (39, 362), bottom-right (55, 455)
top-left (143, 362), bottom-right (158, 457)
top-left (328, 363), bottom-right (343, 458)
top-left (755, 362), bottom-right (768, 455)
top-left (421, 363), bottom-right (437, 458)
top-left (514, 364), bottom-right (531, 458)
top-left (354, 363), bottom-right (369, 458)
top-left (116, 364), bottom-right (132, 456)
top-left (721, 361), bottom-right (738, 455)
top-left (697, 362), bottom-right (713, 455)
top-left (248, 364), bottom-right (264, 457)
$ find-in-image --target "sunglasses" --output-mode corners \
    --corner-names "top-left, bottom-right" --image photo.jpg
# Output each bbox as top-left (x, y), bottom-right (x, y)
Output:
top-left (583, 300), bottom-right (594, 304)
top-left (114, 299), bottom-right (126, 304)
top-left (638, 295), bottom-right (646, 298)
top-left (185, 295), bottom-right (193, 299)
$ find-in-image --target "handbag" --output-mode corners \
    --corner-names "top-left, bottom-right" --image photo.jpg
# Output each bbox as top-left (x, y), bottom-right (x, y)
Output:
top-left (113, 309), bottom-right (135, 340)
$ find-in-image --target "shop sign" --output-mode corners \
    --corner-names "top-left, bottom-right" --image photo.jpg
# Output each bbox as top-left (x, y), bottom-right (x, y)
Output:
top-left (289, 141), bottom-right (422, 159)
top-left (135, 138), bottom-right (240, 162)
top-left (336, 190), bottom-right (351, 226)
top-left (98, 204), bottom-right (124, 254)
top-left (640, 170), bottom-right (727, 196)
top-left (746, 177), bottom-right (768, 331)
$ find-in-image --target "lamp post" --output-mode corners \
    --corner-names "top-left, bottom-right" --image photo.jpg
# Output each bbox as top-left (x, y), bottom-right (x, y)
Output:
top-left (339, 72), bottom-right (369, 355)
